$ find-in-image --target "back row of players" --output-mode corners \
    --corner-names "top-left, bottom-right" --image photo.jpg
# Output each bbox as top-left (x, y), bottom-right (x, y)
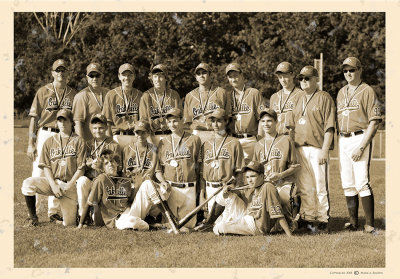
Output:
top-left (22, 57), bottom-right (383, 235)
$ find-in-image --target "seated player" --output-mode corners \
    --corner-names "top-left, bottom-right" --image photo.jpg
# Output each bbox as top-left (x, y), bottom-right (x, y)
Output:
top-left (21, 109), bottom-right (85, 227)
top-left (75, 114), bottom-right (121, 224)
top-left (212, 161), bottom-right (292, 237)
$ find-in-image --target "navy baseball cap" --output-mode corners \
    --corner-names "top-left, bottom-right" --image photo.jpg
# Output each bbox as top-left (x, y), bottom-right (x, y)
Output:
top-left (119, 63), bottom-right (134, 74)
top-left (151, 64), bottom-right (168, 75)
top-left (87, 63), bottom-right (103, 75)
top-left (225, 63), bottom-right (242, 75)
top-left (260, 108), bottom-right (278, 121)
top-left (243, 161), bottom-right (264, 174)
top-left (52, 59), bottom-right (68, 71)
top-left (275, 62), bottom-right (293, 74)
top-left (298, 65), bottom-right (318, 78)
top-left (134, 121), bottom-right (150, 132)
top-left (90, 113), bottom-right (107, 124)
top-left (207, 108), bottom-right (227, 120)
top-left (56, 109), bottom-right (73, 122)
top-left (195, 62), bottom-right (211, 73)
top-left (342, 57), bottom-right (362, 69)
top-left (165, 108), bottom-right (182, 118)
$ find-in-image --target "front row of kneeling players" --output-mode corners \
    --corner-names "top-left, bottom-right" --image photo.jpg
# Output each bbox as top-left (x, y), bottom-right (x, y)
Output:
top-left (22, 106), bottom-right (299, 236)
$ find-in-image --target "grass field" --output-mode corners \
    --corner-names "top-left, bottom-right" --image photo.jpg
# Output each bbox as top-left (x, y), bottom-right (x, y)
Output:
top-left (14, 127), bottom-right (386, 268)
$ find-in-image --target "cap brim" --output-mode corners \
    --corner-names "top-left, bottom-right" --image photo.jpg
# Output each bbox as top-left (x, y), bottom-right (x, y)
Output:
top-left (243, 166), bottom-right (262, 173)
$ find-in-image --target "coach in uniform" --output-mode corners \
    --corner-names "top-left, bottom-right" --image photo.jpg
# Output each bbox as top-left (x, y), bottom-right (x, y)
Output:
top-left (287, 65), bottom-right (336, 234)
top-left (73, 62), bottom-right (109, 142)
top-left (184, 62), bottom-right (231, 143)
top-left (22, 109), bottom-right (85, 227)
top-left (225, 62), bottom-right (266, 163)
top-left (270, 61), bottom-right (303, 138)
top-left (27, 58), bottom-right (78, 222)
top-left (337, 57), bottom-right (382, 234)
top-left (103, 63), bottom-right (143, 148)
top-left (139, 64), bottom-right (182, 146)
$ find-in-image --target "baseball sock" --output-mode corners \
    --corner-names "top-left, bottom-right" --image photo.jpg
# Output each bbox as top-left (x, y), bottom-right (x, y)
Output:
top-left (361, 194), bottom-right (374, 227)
top-left (345, 195), bottom-right (359, 227)
top-left (205, 203), bottom-right (225, 225)
top-left (25, 195), bottom-right (37, 219)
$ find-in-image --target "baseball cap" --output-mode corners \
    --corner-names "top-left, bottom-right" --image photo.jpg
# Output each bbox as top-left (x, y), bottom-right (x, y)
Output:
top-left (134, 121), bottom-right (150, 132)
top-left (341, 57), bottom-right (361, 69)
top-left (119, 63), bottom-right (134, 74)
top-left (52, 59), bottom-right (68, 71)
top-left (56, 109), bottom-right (73, 121)
top-left (86, 63), bottom-right (103, 75)
top-left (275, 62), bottom-right (293, 74)
top-left (259, 108), bottom-right (278, 121)
top-left (225, 63), bottom-right (242, 75)
top-left (195, 62), bottom-right (211, 73)
top-left (90, 113), bottom-right (107, 124)
top-left (165, 108), bottom-right (182, 118)
top-left (243, 161), bottom-right (264, 174)
top-left (207, 108), bottom-right (227, 120)
top-left (298, 65), bottom-right (318, 78)
top-left (151, 64), bottom-right (168, 75)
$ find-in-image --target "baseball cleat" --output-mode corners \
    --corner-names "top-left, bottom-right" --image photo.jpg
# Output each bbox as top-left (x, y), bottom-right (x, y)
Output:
top-left (49, 214), bottom-right (63, 223)
top-left (363, 224), bottom-right (378, 235)
top-left (344, 222), bottom-right (359, 231)
top-left (23, 216), bottom-right (39, 227)
top-left (193, 223), bottom-right (213, 232)
top-left (317, 222), bottom-right (329, 234)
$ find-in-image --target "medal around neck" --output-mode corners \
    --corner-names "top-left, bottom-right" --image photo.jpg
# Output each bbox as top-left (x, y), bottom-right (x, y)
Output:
top-left (170, 159), bottom-right (178, 167)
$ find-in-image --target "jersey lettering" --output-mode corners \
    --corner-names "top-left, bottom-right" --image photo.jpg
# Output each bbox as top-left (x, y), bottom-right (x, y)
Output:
top-left (232, 103), bottom-right (251, 115)
top-left (106, 184), bottom-right (128, 199)
top-left (49, 146), bottom-right (77, 159)
top-left (115, 103), bottom-right (139, 118)
top-left (126, 156), bottom-right (152, 171)
top-left (204, 148), bottom-right (231, 161)
top-left (150, 105), bottom-right (173, 117)
top-left (165, 147), bottom-right (191, 160)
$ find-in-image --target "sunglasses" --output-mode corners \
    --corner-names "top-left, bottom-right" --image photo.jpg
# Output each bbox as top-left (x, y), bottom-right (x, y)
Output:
top-left (88, 73), bottom-right (101, 78)
top-left (54, 68), bottom-right (66, 73)
top-left (343, 69), bottom-right (356, 73)
top-left (298, 76), bottom-right (311, 82)
top-left (196, 70), bottom-right (209, 76)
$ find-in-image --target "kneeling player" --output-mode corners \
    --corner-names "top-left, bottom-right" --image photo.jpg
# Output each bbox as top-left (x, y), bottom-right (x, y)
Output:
top-left (212, 161), bottom-right (292, 236)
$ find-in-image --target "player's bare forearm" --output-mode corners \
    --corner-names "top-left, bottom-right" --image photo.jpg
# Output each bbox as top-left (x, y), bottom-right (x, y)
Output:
top-left (74, 121), bottom-right (84, 139)
top-left (43, 167), bottom-right (62, 197)
top-left (320, 128), bottom-right (334, 165)
top-left (155, 171), bottom-right (167, 184)
top-left (106, 122), bottom-right (112, 137)
top-left (28, 116), bottom-right (37, 146)
top-left (275, 164), bottom-right (300, 181)
top-left (66, 169), bottom-right (85, 190)
top-left (359, 120), bottom-right (380, 150)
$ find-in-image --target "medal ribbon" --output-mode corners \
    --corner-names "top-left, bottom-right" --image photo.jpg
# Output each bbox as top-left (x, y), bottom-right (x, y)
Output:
top-left (59, 131), bottom-right (72, 159)
top-left (135, 143), bottom-right (149, 171)
top-left (279, 87), bottom-right (295, 112)
top-left (232, 86), bottom-right (246, 115)
top-left (264, 134), bottom-right (278, 163)
top-left (171, 132), bottom-right (185, 160)
top-left (89, 86), bottom-right (103, 110)
top-left (212, 134), bottom-right (228, 160)
top-left (121, 86), bottom-right (133, 117)
top-left (52, 83), bottom-right (67, 110)
top-left (153, 88), bottom-right (167, 119)
top-left (198, 84), bottom-right (213, 116)
top-left (91, 138), bottom-right (107, 158)
top-left (345, 81), bottom-right (362, 108)
top-left (301, 89), bottom-right (318, 116)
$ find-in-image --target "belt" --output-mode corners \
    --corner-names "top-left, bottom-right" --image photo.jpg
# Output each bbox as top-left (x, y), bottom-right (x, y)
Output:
top-left (117, 130), bottom-right (135, 136)
top-left (232, 133), bottom-right (255, 138)
top-left (339, 130), bottom-right (364, 137)
top-left (206, 181), bottom-right (233, 188)
top-left (41, 126), bottom-right (60, 133)
top-left (167, 181), bottom-right (196, 188)
top-left (154, 130), bottom-right (172, 135)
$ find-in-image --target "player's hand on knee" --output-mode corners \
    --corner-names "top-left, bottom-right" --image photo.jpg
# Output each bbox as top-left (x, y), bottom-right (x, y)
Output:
top-left (26, 145), bottom-right (36, 161)
top-left (51, 184), bottom-right (64, 198)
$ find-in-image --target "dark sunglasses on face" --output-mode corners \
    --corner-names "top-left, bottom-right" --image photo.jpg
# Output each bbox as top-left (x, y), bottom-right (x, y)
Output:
top-left (55, 68), bottom-right (66, 73)
top-left (343, 69), bottom-right (356, 73)
top-left (88, 73), bottom-right (101, 78)
top-left (298, 76), bottom-right (310, 82)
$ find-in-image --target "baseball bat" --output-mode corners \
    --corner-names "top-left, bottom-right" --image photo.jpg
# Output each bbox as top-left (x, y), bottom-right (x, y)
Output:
top-left (149, 180), bottom-right (180, 234)
top-left (176, 177), bottom-right (235, 229)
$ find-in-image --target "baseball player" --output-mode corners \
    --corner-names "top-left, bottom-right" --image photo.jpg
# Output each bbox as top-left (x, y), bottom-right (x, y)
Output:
top-left (102, 63), bottom-right (143, 148)
top-left (155, 108), bottom-right (202, 230)
top-left (270, 61), bottom-right (303, 138)
top-left (212, 161), bottom-right (292, 236)
top-left (337, 57), bottom-right (383, 234)
top-left (75, 114), bottom-right (122, 223)
top-left (27, 58), bottom-right (78, 222)
top-left (225, 62), bottom-right (266, 163)
top-left (183, 62), bottom-right (231, 143)
top-left (73, 62), bottom-right (109, 142)
top-left (195, 108), bottom-right (245, 231)
top-left (77, 149), bottom-right (148, 230)
top-left (22, 109), bottom-right (85, 227)
top-left (253, 108), bottom-right (300, 230)
top-left (287, 65), bottom-right (336, 234)
top-left (139, 64), bottom-right (182, 147)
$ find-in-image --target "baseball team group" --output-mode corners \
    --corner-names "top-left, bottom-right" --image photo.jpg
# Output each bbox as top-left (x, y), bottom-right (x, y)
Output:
top-left (20, 56), bottom-right (383, 237)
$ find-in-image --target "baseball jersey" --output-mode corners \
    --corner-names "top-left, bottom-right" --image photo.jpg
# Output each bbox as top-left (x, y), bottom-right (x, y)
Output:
top-left (102, 86), bottom-right (143, 134)
top-left (38, 133), bottom-right (86, 182)
top-left (84, 137), bottom-right (122, 179)
top-left (72, 86), bottom-right (109, 141)
top-left (253, 135), bottom-right (297, 186)
top-left (183, 86), bottom-right (231, 130)
top-left (29, 83), bottom-right (78, 129)
top-left (157, 133), bottom-right (201, 182)
top-left (270, 87), bottom-right (303, 135)
top-left (336, 82), bottom-right (383, 133)
top-left (87, 174), bottom-right (133, 228)
top-left (139, 87), bottom-right (181, 132)
top-left (287, 90), bottom-right (336, 149)
top-left (122, 142), bottom-right (158, 180)
top-left (201, 135), bottom-right (245, 182)
top-left (228, 87), bottom-right (266, 135)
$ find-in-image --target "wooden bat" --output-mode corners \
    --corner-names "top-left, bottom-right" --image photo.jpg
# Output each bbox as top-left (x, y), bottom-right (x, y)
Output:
top-left (149, 180), bottom-right (180, 234)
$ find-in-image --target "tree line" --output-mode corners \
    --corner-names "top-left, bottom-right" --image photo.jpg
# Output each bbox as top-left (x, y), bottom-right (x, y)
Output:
top-left (14, 12), bottom-right (385, 117)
